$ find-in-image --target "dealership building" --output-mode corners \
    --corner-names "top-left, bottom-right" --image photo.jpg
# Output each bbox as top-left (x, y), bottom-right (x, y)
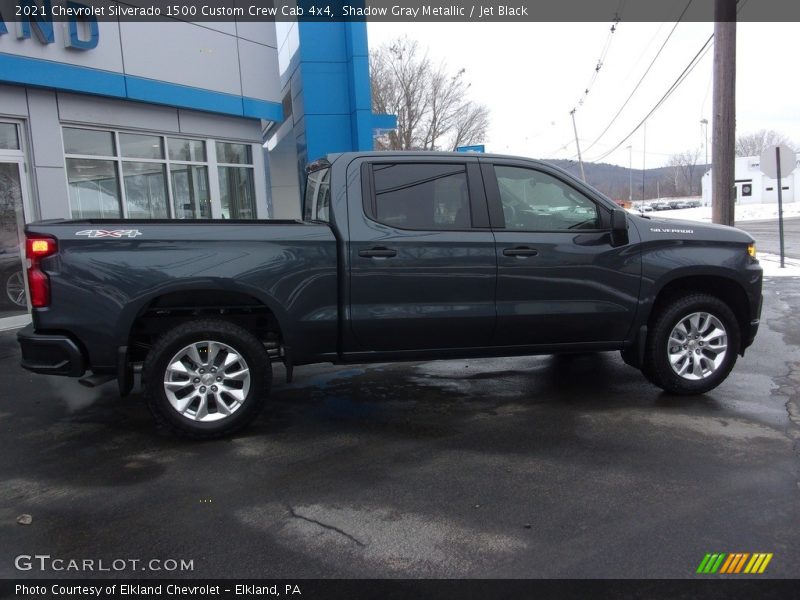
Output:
top-left (0, 7), bottom-right (394, 328)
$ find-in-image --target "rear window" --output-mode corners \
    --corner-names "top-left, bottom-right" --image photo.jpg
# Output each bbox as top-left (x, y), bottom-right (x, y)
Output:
top-left (304, 168), bottom-right (331, 222)
top-left (368, 163), bottom-right (471, 230)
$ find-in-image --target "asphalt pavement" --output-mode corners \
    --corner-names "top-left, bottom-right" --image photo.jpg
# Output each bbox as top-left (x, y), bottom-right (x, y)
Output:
top-left (738, 216), bottom-right (800, 259)
top-left (1, 278), bottom-right (800, 579)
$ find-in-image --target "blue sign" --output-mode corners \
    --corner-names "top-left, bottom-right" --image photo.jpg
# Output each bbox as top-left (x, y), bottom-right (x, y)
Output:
top-left (456, 145), bottom-right (485, 153)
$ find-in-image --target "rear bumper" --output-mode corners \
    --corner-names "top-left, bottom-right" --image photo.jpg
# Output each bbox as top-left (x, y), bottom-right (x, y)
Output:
top-left (17, 325), bottom-right (86, 377)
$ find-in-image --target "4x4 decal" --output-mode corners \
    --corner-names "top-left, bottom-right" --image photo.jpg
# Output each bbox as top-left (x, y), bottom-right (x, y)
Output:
top-left (75, 230), bottom-right (143, 239)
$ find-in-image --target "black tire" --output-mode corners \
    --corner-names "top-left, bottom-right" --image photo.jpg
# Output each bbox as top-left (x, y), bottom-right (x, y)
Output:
top-left (642, 293), bottom-right (740, 395)
top-left (143, 319), bottom-right (271, 439)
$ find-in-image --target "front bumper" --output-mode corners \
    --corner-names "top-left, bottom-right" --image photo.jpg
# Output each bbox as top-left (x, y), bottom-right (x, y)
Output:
top-left (17, 324), bottom-right (86, 377)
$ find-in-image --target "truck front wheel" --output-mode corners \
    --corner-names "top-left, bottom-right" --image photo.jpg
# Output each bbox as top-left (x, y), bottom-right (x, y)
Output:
top-left (143, 320), bottom-right (271, 438)
top-left (643, 293), bottom-right (740, 395)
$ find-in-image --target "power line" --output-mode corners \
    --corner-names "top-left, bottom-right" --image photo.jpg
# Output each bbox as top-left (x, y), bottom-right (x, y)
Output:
top-left (572, 17), bottom-right (621, 112)
top-left (578, 0), bottom-right (696, 157)
top-left (588, 34), bottom-right (714, 163)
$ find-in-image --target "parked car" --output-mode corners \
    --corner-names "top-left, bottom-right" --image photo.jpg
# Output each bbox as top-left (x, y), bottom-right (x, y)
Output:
top-left (0, 244), bottom-right (26, 309)
top-left (668, 200), bottom-right (690, 210)
top-left (650, 201), bottom-right (669, 211)
top-left (18, 152), bottom-right (763, 438)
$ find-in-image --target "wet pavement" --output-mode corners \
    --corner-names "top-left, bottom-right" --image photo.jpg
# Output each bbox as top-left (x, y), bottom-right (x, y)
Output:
top-left (1, 277), bottom-right (800, 579)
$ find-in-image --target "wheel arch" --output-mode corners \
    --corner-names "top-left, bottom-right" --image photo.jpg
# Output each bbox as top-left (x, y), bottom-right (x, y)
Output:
top-left (119, 281), bottom-right (292, 363)
top-left (650, 272), bottom-right (751, 354)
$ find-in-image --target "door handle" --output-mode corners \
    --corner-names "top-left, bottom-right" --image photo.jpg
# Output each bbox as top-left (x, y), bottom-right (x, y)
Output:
top-left (502, 246), bottom-right (539, 257)
top-left (359, 247), bottom-right (398, 258)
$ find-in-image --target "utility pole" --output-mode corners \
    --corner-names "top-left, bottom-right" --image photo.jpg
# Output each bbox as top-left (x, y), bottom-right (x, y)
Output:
top-left (700, 118), bottom-right (709, 168)
top-left (712, 0), bottom-right (736, 225)
top-left (642, 121), bottom-right (647, 200)
top-left (627, 145), bottom-right (633, 205)
top-left (570, 109), bottom-right (586, 182)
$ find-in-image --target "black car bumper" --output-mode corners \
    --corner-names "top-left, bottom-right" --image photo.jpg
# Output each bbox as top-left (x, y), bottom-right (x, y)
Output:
top-left (17, 325), bottom-right (86, 376)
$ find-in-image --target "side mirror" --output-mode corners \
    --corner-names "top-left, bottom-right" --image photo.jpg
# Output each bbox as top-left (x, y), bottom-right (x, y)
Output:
top-left (610, 209), bottom-right (629, 247)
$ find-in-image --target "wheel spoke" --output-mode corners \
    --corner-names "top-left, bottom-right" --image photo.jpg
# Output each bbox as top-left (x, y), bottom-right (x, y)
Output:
top-left (691, 355), bottom-right (705, 378)
top-left (220, 386), bottom-right (245, 402)
top-left (213, 393), bottom-right (232, 415)
top-left (688, 314), bottom-right (701, 335)
top-left (165, 380), bottom-right (191, 391)
top-left (168, 360), bottom-right (190, 376)
top-left (676, 357), bottom-right (691, 376)
top-left (194, 395), bottom-right (209, 420)
top-left (175, 392), bottom-right (197, 414)
top-left (186, 344), bottom-right (204, 368)
top-left (207, 342), bottom-right (225, 368)
top-left (224, 368), bottom-right (249, 381)
top-left (669, 351), bottom-right (686, 365)
top-left (222, 352), bottom-right (242, 371)
top-left (702, 327), bottom-right (726, 343)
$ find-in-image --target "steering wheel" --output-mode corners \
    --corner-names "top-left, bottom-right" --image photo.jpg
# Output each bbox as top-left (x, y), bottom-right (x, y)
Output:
top-left (502, 202), bottom-right (517, 225)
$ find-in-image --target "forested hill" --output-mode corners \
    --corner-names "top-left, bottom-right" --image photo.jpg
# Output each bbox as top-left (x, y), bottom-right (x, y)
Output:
top-left (542, 159), bottom-right (708, 201)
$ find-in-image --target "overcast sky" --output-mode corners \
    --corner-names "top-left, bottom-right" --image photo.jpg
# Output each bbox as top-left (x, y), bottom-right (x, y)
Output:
top-left (367, 22), bottom-right (799, 168)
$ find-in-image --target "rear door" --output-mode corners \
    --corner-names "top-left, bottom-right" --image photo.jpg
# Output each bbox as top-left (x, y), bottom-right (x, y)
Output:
top-left (346, 156), bottom-right (496, 352)
top-left (483, 159), bottom-right (641, 346)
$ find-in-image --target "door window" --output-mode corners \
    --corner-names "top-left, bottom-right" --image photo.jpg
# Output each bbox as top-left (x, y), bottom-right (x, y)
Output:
top-left (494, 166), bottom-right (601, 231)
top-left (369, 163), bottom-right (471, 230)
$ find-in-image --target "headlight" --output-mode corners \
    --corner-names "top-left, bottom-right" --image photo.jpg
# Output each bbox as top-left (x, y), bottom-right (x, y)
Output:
top-left (747, 243), bottom-right (757, 259)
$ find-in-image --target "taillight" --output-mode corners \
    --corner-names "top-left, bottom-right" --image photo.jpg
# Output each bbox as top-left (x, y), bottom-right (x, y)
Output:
top-left (25, 236), bottom-right (57, 308)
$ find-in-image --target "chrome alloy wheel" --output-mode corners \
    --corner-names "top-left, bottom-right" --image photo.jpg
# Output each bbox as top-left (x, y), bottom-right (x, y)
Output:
top-left (6, 271), bottom-right (26, 307)
top-left (163, 341), bottom-right (251, 422)
top-left (667, 312), bottom-right (728, 381)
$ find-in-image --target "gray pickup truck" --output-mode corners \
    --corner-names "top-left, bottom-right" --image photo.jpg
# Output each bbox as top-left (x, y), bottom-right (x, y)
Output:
top-left (18, 152), bottom-right (763, 438)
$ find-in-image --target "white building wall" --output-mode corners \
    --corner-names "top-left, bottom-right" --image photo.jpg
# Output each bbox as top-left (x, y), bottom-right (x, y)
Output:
top-left (701, 154), bottom-right (799, 205)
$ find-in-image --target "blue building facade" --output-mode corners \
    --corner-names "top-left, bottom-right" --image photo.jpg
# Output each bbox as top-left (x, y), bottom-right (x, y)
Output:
top-left (0, 6), bottom-right (394, 323)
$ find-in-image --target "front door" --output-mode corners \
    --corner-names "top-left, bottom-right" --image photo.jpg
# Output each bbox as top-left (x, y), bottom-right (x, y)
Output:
top-left (347, 158), bottom-right (497, 352)
top-left (484, 160), bottom-right (641, 347)
top-left (0, 123), bottom-right (31, 328)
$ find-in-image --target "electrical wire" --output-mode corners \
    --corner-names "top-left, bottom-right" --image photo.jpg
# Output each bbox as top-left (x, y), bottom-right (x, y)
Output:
top-left (588, 34), bottom-right (714, 163)
top-left (578, 0), bottom-right (695, 157)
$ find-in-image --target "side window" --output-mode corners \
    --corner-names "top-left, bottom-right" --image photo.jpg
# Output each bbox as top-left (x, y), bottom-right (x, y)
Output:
top-left (304, 167), bottom-right (331, 222)
top-left (494, 166), bottom-right (601, 231)
top-left (370, 163), bottom-right (471, 230)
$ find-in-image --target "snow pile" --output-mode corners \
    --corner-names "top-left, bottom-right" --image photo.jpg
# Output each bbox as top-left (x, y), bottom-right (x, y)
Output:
top-left (758, 253), bottom-right (800, 278)
top-left (630, 202), bottom-right (800, 223)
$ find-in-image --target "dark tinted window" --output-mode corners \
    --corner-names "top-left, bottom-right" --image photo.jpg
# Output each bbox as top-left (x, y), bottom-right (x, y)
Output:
top-left (494, 166), bottom-right (601, 231)
top-left (370, 163), bottom-right (470, 230)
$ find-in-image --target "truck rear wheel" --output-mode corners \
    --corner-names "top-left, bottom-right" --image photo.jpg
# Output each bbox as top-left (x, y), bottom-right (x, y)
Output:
top-left (643, 293), bottom-right (740, 395)
top-left (143, 320), bottom-right (271, 439)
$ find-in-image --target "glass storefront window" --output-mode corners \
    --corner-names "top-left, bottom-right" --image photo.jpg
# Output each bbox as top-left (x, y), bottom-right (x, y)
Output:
top-left (169, 138), bottom-right (206, 162)
top-left (62, 127), bottom-right (259, 220)
top-left (66, 158), bottom-right (122, 218)
top-left (120, 133), bottom-right (164, 160)
top-left (171, 164), bottom-right (210, 219)
top-left (63, 128), bottom-right (116, 156)
top-left (219, 166), bottom-right (256, 219)
top-left (122, 162), bottom-right (169, 219)
top-left (216, 142), bottom-right (252, 165)
top-left (0, 123), bottom-right (20, 150)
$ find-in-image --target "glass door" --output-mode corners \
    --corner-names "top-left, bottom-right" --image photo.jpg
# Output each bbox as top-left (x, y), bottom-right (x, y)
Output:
top-left (0, 159), bottom-right (29, 324)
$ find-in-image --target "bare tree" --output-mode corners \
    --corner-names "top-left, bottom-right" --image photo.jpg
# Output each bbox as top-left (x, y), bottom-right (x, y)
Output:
top-left (735, 129), bottom-right (794, 157)
top-left (370, 36), bottom-right (489, 151)
top-left (667, 148), bottom-right (703, 196)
